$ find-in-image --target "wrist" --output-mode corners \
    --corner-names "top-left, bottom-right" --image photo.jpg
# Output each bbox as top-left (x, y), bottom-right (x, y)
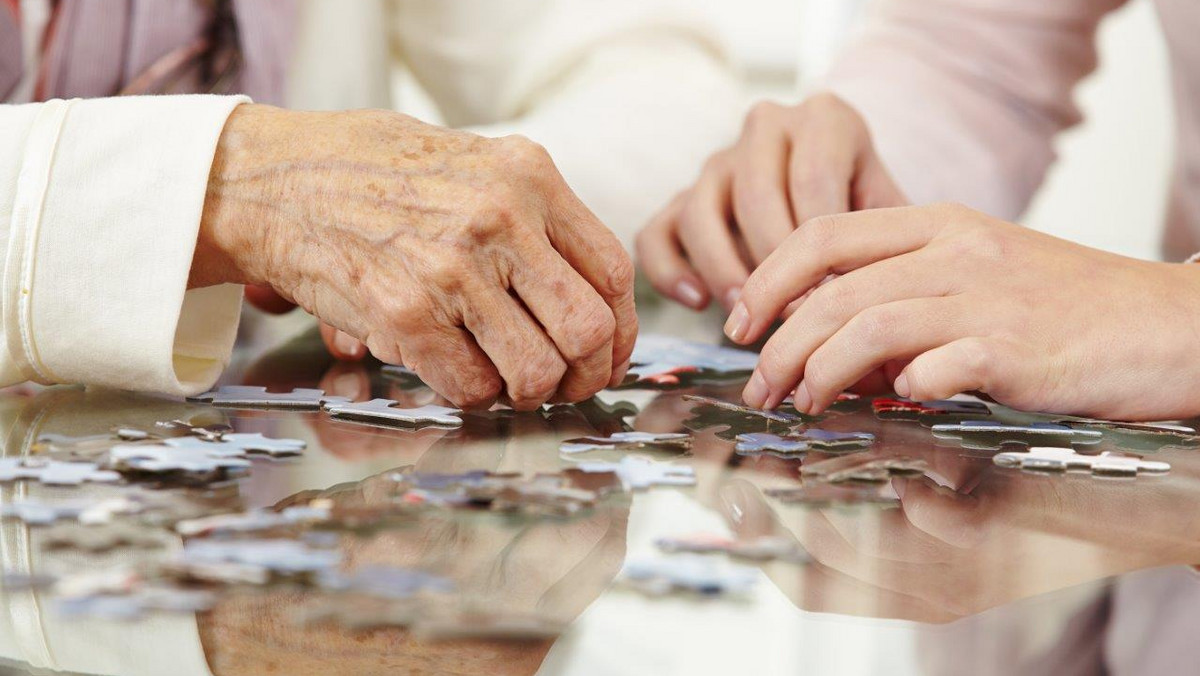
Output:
top-left (190, 103), bottom-right (288, 288)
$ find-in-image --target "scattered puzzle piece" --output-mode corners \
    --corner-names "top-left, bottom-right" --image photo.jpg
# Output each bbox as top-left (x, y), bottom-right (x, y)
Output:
top-left (573, 456), bottom-right (695, 491)
top-left (324, 399), bottom-right (464, 428)
top-left (108, 442), bottom-right (252, 478)
top-left (174, 504), bottom-right (333, 537)
top-left (735, 429), bottom-right (875, 457)
top-left (172, 539), bottom-right (341, 585)
top-left (682, 395), bottom-right (814, 440)
top-left (621, 555), bottom-right (757, 597)
top-left (765, 482), bottom-right (899, 508)
top-left (318, 565), bottom-right (453, 599)
top-left (993, 447), bottom-right (1170, 477)
top-left (872, 397), bottom-right (992, 426)
top-left (801, 454), bottom-right (928, 484)
top-left (655, 533), bottom-right (809, 563)
top-left (616, 335), bottom-right (758, 389)
top-left (42, 523), bottom-right (164, 553)
top-left (189, 386), bottom-right (351, 410)
top-left (932, 420), bottom-right (1103, 450)
top-left (165, 433), bottom-right (306, 458)
top-left (1053, 417), bottom-right (1200, 452)
top-left (0, 458), bottom-right (121, 486)
top-left (559, 431), bottom-right (692, 455)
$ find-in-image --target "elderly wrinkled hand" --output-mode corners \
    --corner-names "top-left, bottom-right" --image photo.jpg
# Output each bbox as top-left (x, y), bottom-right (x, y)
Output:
top-left (725, 203), bottom-right (1200, 421)
top-left (190, 104), bottom-right (636, 410)
top-left (636, 92), bottom-right (906, 311)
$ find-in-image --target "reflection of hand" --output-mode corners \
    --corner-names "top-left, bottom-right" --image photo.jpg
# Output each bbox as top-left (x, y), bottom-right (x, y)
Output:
top-left (636, 93), bottom-right (905, 311)
top-left (728, 203), bottom-right (1200, 420)
top-left (194, 104), bottom-right (636, 409)
top-left (710, 444), bottom-right (1200, 624)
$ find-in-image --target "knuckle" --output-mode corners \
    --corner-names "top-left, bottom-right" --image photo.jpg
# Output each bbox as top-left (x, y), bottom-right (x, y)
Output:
top-left (600, 251), bottom-right (636, 299)
top-left (852, 306), bottom-right (899, 351)
top-left (510, 368), bottom-right (562, 407)
top-left (958, 339), bottom-right (993, 383)
top-left (501, 135), bottom-right (554, 176)
top-left (743, 100), bottom-right (783, 131)
top-left (422, 251), bottom-right (470, 294)
top-left (701, 150), bottom-right (732, 176)
top-left (797, 215), bottom-right (838, 253)
top-left (563, 300), bottom-right (616, 361)
top-left (458, 375), bottom-right (503, 409)
top-left (788, 172), bottom-right (840, 202)
top-left (801, 356), bottom-right (832, 394)
top-left (810, 280), bottom-right (856, 320)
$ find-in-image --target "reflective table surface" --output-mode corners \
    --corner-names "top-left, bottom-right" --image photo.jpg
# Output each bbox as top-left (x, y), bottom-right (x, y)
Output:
top-left (1, 302), bottom-right (1199, 676)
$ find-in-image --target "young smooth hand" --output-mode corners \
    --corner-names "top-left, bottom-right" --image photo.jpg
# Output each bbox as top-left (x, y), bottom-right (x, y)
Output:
top-left (636, 93), bottom-right (906, 310)
top-left (192, 104), bottom-right (636, 410)
top-left (725, 203), bottom-right (1200, 421)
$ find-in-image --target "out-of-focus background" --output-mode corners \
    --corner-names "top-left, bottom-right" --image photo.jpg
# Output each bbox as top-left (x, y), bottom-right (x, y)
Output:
top-left (394, 0), bottom-right (1170, 261)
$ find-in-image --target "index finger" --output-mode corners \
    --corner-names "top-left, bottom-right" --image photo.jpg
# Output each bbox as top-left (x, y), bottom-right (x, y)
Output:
top-left (725, 205), bottom-right (942, 345)
top-left (544, 180), bottom-right (639, 377)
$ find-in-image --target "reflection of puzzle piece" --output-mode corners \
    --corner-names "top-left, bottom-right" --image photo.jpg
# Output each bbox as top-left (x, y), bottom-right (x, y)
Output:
top-left (108, 442), bottom-right (252, 476)
top-left (873, 398), bottom-right (991, 426)
top-left (575, 456), bottom-right (694, 491)
top-left (175, 539), bottom-right (341, 583)
top-left (324, 399), bottom-right (463, 428)
top-left (734, 429), bottom-right (875, 456)
top-left (622, 555), bottom-right (757, 597)
top-left (801, 454), bottom-right (928, 484)
top-left (993, 447), bottom-right (1170, 477)
top-left (765, 482), bottom-right (898, 507)
top-left (616, 336), bottom-right (758, 390)
top-left (42, 523), bottom-right (164, 553)
top-left (559, 468), bottom-right (624, 496)
top-left (560, 431), bottom-right (692, 455)
top-left (682, 395), bottom-right (814, 440)
top-left (318, 565), bottom-right (454, 599)
top-left (1, 495), bottom-right (155, 526)
top-left (656, 533), bottom-right (809, 563)
top-left (735, 433), bottom-right (810, 457)
top-left (0, 458), bottom-right (121, 486)
top-left (166, 433), bottom-right (306, 458)
top-left (190, 386), bottom-right (350, 410)
top-left (1053, 417), bottom-right (1200, 452)
top-left (932, 420), bottom-right (1102, 450)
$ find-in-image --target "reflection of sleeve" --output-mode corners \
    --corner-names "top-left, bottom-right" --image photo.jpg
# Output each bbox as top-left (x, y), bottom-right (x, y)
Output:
top-left (824, 0), bottom-right (1126, 219)
top-left (0, 389), bottom-right (218, 676)
top-left (0, 95), bottom-right (247, 396)
top-left (389, 0), bottom-right (741, 248)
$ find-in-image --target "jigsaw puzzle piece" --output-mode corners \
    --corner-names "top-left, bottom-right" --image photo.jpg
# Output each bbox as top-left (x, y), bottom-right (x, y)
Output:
top-left (324, 398), bottom-right (464, 428)
top-left (801, 454), bottom-right (928, 484)
top-left (682, 394), bottom-right (816, 440)
top-left (559, 431), bottom-right (692, 455)
top-left (190, 386), bottom-right (350, 410)
top-left (1053, 417), bottom-right (1200, 453)
top-left (993, 447), bottom-right (1170, 477)
top-left (765, 482), bottom-right (899, 508)
top-left (574, 456), bottom-right (695, 491)
top-left (655, 533), bottom-right (810, 563)
top-left (0, 458), bottom-right (121, 486)
top-left (734, 432), bottom-right (810, 457)
top-left (932, 420), bottom-right (1103, 450)
top-left (621, 555), bottom-right (758, 597)
top-left (872, 397), bottom-right (992, 426)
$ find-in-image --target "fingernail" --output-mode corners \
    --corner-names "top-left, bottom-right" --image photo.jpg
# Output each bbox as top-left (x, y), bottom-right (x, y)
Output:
top-left (723, 287), bottom-right (742, 311)
top-left (724, 301), bottom-right (751, 343)
top-left (743, 370), bottom-right (769, 408)
top-left (609, 358), bottom-right (631, 388)
top-left (675, 280), bottom-right (706, 309)
top-left (893, 373), bottom-right (910, 398)
top-left (792, 381), bottom-right (812, 413)
top-left (334, 330), bottom-right (363, 358)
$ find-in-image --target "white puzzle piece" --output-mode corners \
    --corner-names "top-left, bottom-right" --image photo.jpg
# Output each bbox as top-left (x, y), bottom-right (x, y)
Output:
top-left (190, 386), bottom-right (351, 410)
top-left (993, 447), bottom-right (1170, 477)
top-left (324, 399), bottom-right (464, 428)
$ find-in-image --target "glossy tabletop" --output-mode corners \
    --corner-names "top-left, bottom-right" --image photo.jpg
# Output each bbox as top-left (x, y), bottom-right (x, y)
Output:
top-left (0, 300), bottom-right (1197, 676)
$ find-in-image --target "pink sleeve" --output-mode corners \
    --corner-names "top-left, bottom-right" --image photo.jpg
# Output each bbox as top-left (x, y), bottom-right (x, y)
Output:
top-left (824, 0), bottom-right (1126, 219)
